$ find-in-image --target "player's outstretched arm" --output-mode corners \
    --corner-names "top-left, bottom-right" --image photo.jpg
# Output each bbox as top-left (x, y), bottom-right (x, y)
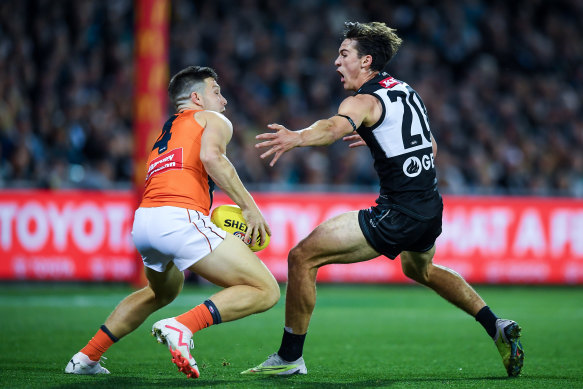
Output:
top-left (199, 111), bottom-right (270, 246)
top-left (256, 95), bottom-right (375, 166)
top-left (256, 117), bottom-right (354, 167)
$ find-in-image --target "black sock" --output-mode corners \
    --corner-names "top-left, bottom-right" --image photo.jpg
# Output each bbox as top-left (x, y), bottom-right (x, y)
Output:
top-left (277, 328), bottom-right (306, 362)
top-left (100, 324), bottom-right (119, 342)
top-left (204, 299), bottom-right (222, 324)
top-left (475, 306), bottom-right (498, 338)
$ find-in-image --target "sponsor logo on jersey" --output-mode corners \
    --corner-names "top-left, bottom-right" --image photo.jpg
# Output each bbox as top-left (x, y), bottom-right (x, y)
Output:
top-left (379, 76), bottom-right (399, 89)
top-left (403, 153), bottom-right (434, 178)
top-left (403, 156), bottom-right (421, 177)
top-left (146, 148), bottom-right (183, 181)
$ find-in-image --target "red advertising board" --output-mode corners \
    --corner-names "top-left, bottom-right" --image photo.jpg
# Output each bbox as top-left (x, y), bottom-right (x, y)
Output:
top-left (215, 193), bottom-right (583, 284)
top-left (435, 196), bottom-right (583, 284)
top-left (0, 191), bottom-right (137, 281)
top-left (1, 190), bottom-right (582, 284)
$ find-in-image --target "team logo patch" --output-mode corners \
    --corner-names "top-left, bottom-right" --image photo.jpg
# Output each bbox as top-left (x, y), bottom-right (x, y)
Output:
top-left (403, 156), bottom-right (422, 177)
top-left (146, 148), bottom-right (183, 181)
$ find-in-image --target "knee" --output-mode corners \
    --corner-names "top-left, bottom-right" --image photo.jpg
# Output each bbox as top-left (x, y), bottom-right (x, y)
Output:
top-left (288, 245), bottom-right (302, 267)
top-left (256, 277), bottom-right (280, 312)
top-left (288, 243), bottom-right (311, 271)
top-left (151, 286), bottom-right (181, 308)
top-left (403, 265), bottom-right (430, 284)
top-left (401, 256), bottom-right (430, 285)
top-left (265, 278), bottom-right (281, 308)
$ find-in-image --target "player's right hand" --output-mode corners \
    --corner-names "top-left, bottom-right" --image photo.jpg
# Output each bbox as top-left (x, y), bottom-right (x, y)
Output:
top-left (255, 124), bottom-right (301, 166)
top-left (241, 207), bottom-right (271, 248)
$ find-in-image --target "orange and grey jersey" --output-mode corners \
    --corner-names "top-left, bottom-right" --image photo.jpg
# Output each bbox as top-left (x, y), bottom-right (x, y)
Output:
top-left (140, 109), bottom-right (215, 214)
top-left (355, 72), bottom-right (443, 220)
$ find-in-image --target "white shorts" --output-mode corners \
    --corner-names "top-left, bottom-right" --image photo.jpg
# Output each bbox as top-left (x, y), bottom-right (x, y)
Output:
top-left (132, 206), bottom-right (227, 272)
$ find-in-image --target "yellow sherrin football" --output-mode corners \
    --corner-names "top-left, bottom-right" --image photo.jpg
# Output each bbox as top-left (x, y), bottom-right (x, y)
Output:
top-left (210, 204), bottom-right (270, 252)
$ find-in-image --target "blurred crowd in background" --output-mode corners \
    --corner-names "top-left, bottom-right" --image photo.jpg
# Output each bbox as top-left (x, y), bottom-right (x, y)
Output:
top-left (1, 0), bottom-right (582, 196)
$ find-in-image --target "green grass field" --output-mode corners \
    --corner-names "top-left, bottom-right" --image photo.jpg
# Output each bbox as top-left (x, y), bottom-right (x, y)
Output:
top-left (1, 283), bottom-right (582, 388)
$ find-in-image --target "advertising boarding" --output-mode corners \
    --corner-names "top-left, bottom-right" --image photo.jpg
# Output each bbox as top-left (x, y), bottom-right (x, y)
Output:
top-left (1, 191), bottom-right (582, 284)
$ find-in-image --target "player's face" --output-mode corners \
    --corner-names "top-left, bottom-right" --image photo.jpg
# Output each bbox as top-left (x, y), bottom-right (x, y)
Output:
top-left (334, 39), bottom-right (365, 91)
top-left (201, 78), bottom-right (227, 113)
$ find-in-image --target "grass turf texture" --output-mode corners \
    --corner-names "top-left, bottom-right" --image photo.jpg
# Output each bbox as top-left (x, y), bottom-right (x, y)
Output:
top-left (1, 283), bottom-right (581, 388)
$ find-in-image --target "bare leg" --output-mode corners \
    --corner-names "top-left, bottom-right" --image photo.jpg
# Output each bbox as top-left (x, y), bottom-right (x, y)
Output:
top-left (284, 249), bottom-right (317, 334)
top-left (188, 233), bottom-right (280, 322)
top-left (284, 212), bottom-right (379, 334)
top-left (401, 248), bottom-right (485, 316)
top-left (104, 263), bottom-right (184, 338)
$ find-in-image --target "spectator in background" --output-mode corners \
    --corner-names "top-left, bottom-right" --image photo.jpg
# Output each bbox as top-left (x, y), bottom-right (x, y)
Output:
top-left (1, 0), bottom-right (582, 196)
top-left (0, 0), bottom-right (134, 189)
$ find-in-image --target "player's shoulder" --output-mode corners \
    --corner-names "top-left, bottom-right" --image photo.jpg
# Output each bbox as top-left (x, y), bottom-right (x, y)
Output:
top-left (340, 93), bottom-right (378, 112)
top-left (194, 110), bottom-right (233, 130)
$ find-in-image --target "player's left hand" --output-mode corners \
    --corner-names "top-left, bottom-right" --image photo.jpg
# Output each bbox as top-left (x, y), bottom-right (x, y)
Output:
top-left (342, 131), bottom-right (366, 148)
top-left (256, 123), bottom-right (301, 166)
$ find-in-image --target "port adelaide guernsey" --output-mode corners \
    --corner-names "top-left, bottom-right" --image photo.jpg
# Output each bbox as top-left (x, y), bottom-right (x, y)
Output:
top-left (355, 72), bottom-right (443, 221)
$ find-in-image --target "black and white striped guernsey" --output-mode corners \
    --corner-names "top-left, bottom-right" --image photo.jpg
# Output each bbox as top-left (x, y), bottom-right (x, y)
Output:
top-left (355, 71), bottom-right (443, 221)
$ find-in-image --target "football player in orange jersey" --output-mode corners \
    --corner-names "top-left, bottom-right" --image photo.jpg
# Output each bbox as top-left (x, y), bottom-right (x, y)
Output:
top-left (65, 66), bottom-right (279, 379)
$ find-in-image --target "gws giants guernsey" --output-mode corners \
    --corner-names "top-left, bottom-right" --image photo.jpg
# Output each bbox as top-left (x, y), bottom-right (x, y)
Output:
top-left (140, 109), bottom-right (215, 214)
top-left (356, 72), bottom-right (443, 220)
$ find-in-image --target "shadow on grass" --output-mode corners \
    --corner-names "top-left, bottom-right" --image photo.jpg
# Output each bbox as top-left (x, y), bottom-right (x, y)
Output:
top-left (48, 375), bottom-right (515, 389)
top-left (28, 372), bottom-right (565, 389)
top-left (52, 376), bottom-right (235, 389)
top-left (240, 375), bottom-right (517, 388)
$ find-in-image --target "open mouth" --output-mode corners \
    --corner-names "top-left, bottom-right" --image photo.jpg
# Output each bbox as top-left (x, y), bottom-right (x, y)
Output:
top-left (337, 70), bottom-right (344, 83)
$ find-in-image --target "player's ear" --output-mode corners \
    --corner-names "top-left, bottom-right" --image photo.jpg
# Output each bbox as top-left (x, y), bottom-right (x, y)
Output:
top-left (361, 55), bottom-right (373, 69)
top-left (191, 91), bottom-right (203, 106)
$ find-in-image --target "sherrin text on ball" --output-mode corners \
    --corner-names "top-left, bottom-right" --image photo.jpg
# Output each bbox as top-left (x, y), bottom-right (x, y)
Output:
top-left (210, 204), bottom-right (270, 251)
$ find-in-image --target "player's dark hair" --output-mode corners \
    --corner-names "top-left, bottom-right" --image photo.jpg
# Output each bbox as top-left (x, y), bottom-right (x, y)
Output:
top-left (343, 22), bottom-right (403, 71)
top-left (168, 66), bottom-right (218, 109)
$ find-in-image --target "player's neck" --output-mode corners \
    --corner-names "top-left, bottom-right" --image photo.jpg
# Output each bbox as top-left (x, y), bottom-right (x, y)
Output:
top-left (358, 70), bottom-right (379, 89)
top-left (177, 103), bottom-right (201, 113)
top-left (363, 70), bottom-right (378, 83)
